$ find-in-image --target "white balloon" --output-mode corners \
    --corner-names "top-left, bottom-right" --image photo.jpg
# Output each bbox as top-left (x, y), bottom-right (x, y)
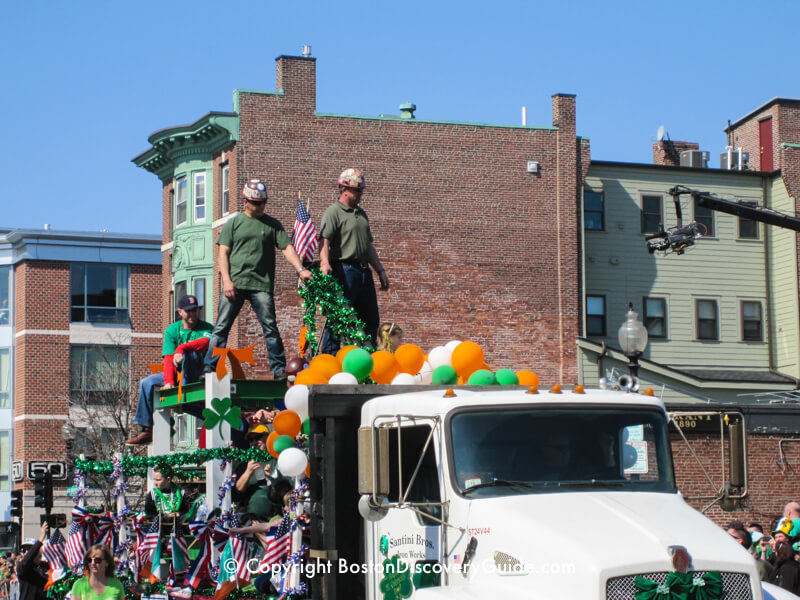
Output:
top-left (428, 346), bottom-right (452, 369)
top-left (328, 371), bottom-right (359, 385)
top-left (277, 447), bottom-right (308, 477)
top-left (284, 385), bottom-right (309, 420)
top-left (391, 373), bottom-right (416, 385)
top-left (445, 340), bottom-right (463, 352)
top-left (416, 361), bottom-right (433, 384)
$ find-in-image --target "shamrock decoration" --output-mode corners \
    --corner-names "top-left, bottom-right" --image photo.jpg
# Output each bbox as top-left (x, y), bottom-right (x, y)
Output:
top-left (634, 570), bottom-right (722, 600)
top-left (379, 554), bottom-right (412, 600)
top-left (202, 397), bottom-right (242, 436)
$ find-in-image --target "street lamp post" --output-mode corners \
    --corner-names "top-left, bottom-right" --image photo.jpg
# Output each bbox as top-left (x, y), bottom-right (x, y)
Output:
top-left (617, 303), bottom-right (648, 380)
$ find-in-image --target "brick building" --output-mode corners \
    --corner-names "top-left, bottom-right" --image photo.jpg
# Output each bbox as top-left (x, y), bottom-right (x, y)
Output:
top-left (133, 53), bottom-right (588, 385)
top-left (1, 228), bottom-right (161, 539)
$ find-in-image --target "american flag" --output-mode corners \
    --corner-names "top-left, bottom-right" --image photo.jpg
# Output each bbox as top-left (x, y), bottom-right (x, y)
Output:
top-left (229, 513), bottom-right (252, 582)
top-left (41, 528), bottom-right (66, 568)
top-left (171, 531), bottom-right (191, 573)
top-left (136, 515), bottom-right (160, 567)
top-left (256, 514), bottom-right (292, 572)
top-left (65, 512), bottom-right (88, 570)
top-left (292, 199), bottom-right (318, 262)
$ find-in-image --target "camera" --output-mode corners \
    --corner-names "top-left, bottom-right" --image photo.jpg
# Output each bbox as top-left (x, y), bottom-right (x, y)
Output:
top-left (40, 514), bottom-right (67, 528)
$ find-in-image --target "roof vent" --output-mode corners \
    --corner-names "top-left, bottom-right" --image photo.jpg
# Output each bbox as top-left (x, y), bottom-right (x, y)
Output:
top-left (301, 45), bottom-right (312, 58)
top-left (399, 102), bottom-right (416, 120)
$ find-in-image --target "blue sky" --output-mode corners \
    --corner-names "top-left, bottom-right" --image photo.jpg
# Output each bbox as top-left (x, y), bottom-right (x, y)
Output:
top-left (2, 0), bottom-right (798, 234)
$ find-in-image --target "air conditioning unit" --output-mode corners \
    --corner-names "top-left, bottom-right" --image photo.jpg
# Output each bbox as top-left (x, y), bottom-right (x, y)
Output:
top-left (680, 150), bottom-right (710, 168)
top-left (719, 149), bottom-right (750, 170)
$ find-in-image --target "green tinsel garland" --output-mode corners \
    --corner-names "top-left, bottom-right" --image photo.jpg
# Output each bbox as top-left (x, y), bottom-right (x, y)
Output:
top-left (298, 269), bottom-right (374, 354)
top-left (75, 448), bottom-right (274, 477)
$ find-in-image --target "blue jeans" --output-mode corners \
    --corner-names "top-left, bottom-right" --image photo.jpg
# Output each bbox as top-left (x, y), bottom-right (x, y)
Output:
top-left (320, 263), bottom-right (379, 354)
top-left (134, 350), bottom-right (204, 427)
top-left (203, 289), bottom-right (286, 375)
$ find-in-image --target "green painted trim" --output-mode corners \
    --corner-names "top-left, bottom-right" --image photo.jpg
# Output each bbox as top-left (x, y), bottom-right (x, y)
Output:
top-left (314, 112), bottom-right (557, 131)
top-left (781, 143), bottom-right (800, 149)
top-left (233, 88), bottom-right (284, 113)
top-left (158, 379), bottom-right (288, 408)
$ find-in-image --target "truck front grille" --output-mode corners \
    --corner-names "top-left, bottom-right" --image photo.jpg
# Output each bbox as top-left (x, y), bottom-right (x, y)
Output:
top-left (606, 571), bottom-right (752, 600)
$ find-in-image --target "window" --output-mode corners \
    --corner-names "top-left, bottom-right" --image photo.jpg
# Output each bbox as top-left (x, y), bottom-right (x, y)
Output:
top-left (70, 263), bottom-right (129, 323)
top-left (641, 195), bottom-right (663, 234)
top-left (169, 189), bottom-right (175, 232)
top-left (584, 191), bottom-right (604, 230)
top-left (194, 172), bottom-right (206, 222)
top-left (221, 164), bottom-right (230, 215)
top-left (174, 281), bottom-right (187, 320)
top-left (0, 348), bottom-right (9, 409)
top-left (586, 295), bottom-right (606, 337)
top-left (69, 345), bottom-right (130, 405)
top-left (738, 201), bottom-right (759, 239)
top-left (643, 297), bottom-right (667, 339)
top-left (693, 197), bottom-right (714, 236)
top-left (0, 265), bottom-right (9, 325)
top-left (387, 425), bottom-right (441, 524)
top-left (0, 431), bottom-right (9, 491)
top-left (175, 176), bottom-right (187, 226)
top-left (696, 300), bottom-right (718, 340)
top-left (193, 278), bottom-right (206, 321)
top-left (742, 301), bottom-right (763, 341)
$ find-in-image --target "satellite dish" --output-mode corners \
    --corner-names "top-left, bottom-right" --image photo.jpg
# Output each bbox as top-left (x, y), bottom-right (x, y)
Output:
top-left (657, 125), bottom-right (666, 142)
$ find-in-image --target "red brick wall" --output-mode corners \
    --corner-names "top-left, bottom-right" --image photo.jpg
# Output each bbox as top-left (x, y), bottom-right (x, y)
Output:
top-left (652, 141), bottom-right (700, 166)
top-left (207, 56), bottom-right (585, 382)
top-left (727, 106), bottom-right (779, 172)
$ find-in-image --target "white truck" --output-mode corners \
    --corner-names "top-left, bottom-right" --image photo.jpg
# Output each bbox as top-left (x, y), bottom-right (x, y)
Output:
top-left (304, 384), bottom-right (797, 600)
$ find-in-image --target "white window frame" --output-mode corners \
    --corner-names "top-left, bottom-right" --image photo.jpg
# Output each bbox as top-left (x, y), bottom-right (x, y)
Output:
top-left (194, 172), bottom-right (206, 222)
top-left (175, 176), bottom-right (188, 227)
top-left (221, 164), bottom-right (230, 215)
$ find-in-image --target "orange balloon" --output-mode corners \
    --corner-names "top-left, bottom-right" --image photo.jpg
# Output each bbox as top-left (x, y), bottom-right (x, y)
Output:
top-left (273, 410), bottom-right (302, 438)
top-left (336, 345), bottom-right (358, 367)
top-left (305, 462), bottom-right (311, 477)
top-left (370, 350), bottom-right (399, 384)
top-left (267, 431), bottom-right (280, 458)
top-left (451, 341), bottom-right (484, 378)
top-left (294, 368), bottom-right (327, 386)
top-left (309, 353), bottom-right (341, 382)
top-left (517, 370), bottom-right (539, 387)
top-left (394, 344), bottom-right (425, 375)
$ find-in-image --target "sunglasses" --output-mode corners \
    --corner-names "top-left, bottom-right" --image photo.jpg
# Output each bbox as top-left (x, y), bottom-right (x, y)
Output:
top-left (89, 557), bottom-right (105, 564)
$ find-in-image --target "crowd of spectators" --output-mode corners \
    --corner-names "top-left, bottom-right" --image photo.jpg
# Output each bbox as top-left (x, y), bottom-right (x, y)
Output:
top-left (727, 501), bottom-right (800, 595)
top-left (0, 551), bottom-right (20, 598)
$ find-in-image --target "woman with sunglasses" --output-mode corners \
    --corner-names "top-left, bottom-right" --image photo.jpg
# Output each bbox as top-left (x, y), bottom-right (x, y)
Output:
top-left (69, 545), bottom-right (124, 600)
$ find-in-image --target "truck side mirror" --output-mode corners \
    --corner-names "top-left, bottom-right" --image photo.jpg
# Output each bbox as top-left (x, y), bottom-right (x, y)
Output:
top-left (727, 418), bottom-right (745, 489)
top-left (358, 426), bottom-right (389, 496)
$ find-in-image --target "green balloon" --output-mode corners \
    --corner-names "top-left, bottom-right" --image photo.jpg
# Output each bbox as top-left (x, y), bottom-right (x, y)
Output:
top-left (468, 369), bottom-right (496, 385)
top-left (432, 365), bottom-right (458, 385)
top-left (342, 348), bottom-right (374, 380)
top-left (495, 368), bottom-right (519, 386)
top-left (302, 417), bottom-right (310, 436)
top-left (273, 435), bottom-right (295, 454)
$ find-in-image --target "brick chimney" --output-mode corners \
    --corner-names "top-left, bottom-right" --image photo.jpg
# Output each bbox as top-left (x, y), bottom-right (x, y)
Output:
top-left (653, 141), bottom-right (699, 166)
top-left (552, 93), bottom-right (576, 136)
top-left (275, 55), bottom-right (316, 113)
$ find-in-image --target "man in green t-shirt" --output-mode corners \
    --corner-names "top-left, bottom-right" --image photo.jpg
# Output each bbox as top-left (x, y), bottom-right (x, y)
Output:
top-left (203, 179), bottom-right (312, 379)
top-left (125, 294), bottom-right (213, 446)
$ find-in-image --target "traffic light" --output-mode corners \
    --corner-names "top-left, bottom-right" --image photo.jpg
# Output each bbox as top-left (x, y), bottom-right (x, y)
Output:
top-left (33, 472), bottom-right (52, 510)
top-left (10, 489), bottom-right (23, 518)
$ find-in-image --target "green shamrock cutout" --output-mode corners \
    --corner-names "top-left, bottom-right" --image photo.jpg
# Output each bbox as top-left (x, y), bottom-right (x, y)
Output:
top-left (202, 397), bottom-right (241, 436)
top-left (379, 555), bottom-right (412, 600)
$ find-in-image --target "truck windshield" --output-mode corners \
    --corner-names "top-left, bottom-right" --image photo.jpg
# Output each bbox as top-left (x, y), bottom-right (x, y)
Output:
top-left (450, 405), bottom-right (675, 496)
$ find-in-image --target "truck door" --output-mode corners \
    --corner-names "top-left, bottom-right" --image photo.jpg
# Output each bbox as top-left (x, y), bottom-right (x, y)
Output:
top-left (364, 421), bottom-right (445, 600)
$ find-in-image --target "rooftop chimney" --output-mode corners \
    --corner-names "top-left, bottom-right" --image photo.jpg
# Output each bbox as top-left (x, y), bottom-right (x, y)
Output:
top-left (652, 140), bottom-right (699, 166)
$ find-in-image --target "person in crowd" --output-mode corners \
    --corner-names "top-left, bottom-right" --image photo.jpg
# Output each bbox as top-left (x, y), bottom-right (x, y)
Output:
top-left (727, 525), bottom-right (773, 581)
top-left (126, 294), bottom-right (213, 445)
top-left (16, 523), bottom-right (49, 600)
top-left (145, 466), bottom-right (191, 521)
top-left (781, 502), bottom-right (800, 539)
top-left (69, 544), bottom-right (124, 600)
top-left (319, 168), bottom-right (389, 353)
top-left (376, 323), bottom-right (403, 352)
top-left (768, 542), bottom-right (800, 594)
top-left (232, 423), bottom-right (290, 521)
top-left (203, 179), bottom-right (312, 380)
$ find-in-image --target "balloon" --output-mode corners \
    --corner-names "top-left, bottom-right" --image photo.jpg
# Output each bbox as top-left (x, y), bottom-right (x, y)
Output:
top-left (416, 361), bottom-right (433, 384)
top-left (451, 341), bottom-right (485, 378)
top-left (305, 462), bottom-right (311, 477)
top-left (267, 431), bottom-right (280, 458)
top-left (273, 410), bottom-right (302, 438)
top-left (286, 357), bottom-right (308, 376)
top-left (391, 373), bottom-right (416, 385)
top-left (294, 368), bottom-right (327, 386)
top-left (277, 447), bottom-right (308, 477)
top-left (431, 365), bottom-right (458, 385)
top-left (328, 371), bottom-right (359, 385)
top-left (517, 370), bottom-right (540, 387)
top-left (394, 344), bottom-right (424, 375)
top-left (273, 434), bottom-right (295, 454)
top-left (445, 340), bottom-right (462, 352)
top-left (301, 417), bottom-right (310, 436)
top-left (336, 345), bottom-right (358, 366)
top-left (310, 353), bottom-right (341, 382)
top-left (467, 369), bottom-right (496, 385)
top-left (284, 385), bottom-right (309, 419)
top-left (370, 350), bottom-right (399, 384)
top-left (342, 348), bottom-right (373, 380)
top-left (428, 346), bottom-right (452, 369)
top-left (495, 368), bottom-right (519, 386)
